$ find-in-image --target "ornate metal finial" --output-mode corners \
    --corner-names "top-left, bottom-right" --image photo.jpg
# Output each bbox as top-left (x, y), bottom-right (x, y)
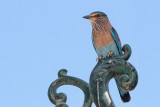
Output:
top-left (48, 44), bottom-right (138, 107)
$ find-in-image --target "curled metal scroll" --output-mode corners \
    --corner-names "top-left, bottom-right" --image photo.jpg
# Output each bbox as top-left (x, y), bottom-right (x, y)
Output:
top-left (48, 69), bottom-right (92, 107)
top-left (48, 44), bottom-right (138, 107)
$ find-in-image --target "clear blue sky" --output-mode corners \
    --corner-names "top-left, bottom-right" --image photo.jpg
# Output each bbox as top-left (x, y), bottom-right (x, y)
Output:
top-left (0, 0), bottom-right (159, 107)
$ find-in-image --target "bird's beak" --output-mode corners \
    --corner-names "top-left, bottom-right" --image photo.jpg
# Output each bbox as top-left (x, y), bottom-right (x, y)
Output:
top-left (83, 15), bottom-right (92, 19)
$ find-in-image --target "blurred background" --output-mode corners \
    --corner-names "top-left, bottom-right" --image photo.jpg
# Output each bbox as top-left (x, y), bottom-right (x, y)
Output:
top-left (0, 0), bottom-right (159, 107)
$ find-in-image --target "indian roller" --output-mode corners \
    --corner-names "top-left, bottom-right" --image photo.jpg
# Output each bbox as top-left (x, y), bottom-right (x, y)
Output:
top-left (83, 11), bottom-right (131, 102)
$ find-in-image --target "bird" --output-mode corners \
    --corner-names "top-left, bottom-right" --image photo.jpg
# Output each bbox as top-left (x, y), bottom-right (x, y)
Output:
top-left (83, 11), bottom-right (131, 102)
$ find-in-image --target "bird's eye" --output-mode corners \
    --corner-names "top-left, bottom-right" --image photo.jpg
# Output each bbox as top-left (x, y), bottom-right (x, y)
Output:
top-left (96, 14), bottom-right (102, 17)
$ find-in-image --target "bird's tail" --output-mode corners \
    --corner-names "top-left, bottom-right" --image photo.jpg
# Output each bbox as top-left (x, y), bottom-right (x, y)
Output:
top-left (115, 78), bottom-right (131, 103)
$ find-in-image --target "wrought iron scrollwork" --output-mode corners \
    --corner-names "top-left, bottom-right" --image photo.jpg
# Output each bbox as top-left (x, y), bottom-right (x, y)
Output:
top-left (48, 69), bottom-right (92, 107)
top-left (48, 44), bottom-right (138, 107)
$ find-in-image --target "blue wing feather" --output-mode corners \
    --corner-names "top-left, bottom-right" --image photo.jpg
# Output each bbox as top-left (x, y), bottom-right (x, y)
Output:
top-left (110, 27), bottom-right (131, 102)
top-left (91, 35), bottom-right (96, 51)
top-left (110, 27), bottom-right (122, 55)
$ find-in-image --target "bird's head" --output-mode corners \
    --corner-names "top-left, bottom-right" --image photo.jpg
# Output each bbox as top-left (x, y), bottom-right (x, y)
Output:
top-left (83, 11), bottom-right (111, 34)
top-left (83, 11), bottom-right (108, 23)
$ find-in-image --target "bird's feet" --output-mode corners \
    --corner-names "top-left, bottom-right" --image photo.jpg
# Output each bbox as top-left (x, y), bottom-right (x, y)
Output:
top-left (107, 51), bottom-right (114, 58)
top-left (96, 56), bottom-right (104, 61)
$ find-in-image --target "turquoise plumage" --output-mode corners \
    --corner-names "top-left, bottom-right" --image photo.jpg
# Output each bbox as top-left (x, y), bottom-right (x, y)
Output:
top-left (110, 27), bottom-right (122, 55)
top-left (91, 36), bottom-right (96, 51)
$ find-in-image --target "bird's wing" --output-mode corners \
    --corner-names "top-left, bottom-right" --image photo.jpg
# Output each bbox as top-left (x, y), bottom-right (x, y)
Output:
top-left (111, 27), bottom-right (131, 102)
top-left (110, 27), bottom-right (122, 54)
top-left (91, 35), bottom-right (96, 50)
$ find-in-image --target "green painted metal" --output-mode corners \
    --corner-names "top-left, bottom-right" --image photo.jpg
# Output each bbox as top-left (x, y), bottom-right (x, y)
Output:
top-left (48, 69), bottom-right (92, 107)
top-left (48, 44), bottom-right (138, 107)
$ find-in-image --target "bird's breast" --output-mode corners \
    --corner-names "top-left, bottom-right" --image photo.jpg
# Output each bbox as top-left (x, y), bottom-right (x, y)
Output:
top-left (93, 31), bottom-right (113, 49)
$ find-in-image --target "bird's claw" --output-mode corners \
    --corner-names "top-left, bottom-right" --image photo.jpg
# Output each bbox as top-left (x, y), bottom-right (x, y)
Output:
top-left (96, 56), bottom-right (104, 61)
top-left (107, 51), bottom-right (114, 57)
